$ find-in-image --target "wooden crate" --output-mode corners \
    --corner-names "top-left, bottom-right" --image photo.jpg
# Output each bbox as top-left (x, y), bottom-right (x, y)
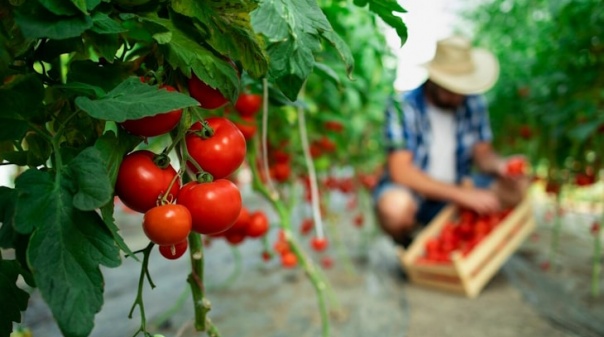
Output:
top-left (398, 194), bottom-right (536, 298)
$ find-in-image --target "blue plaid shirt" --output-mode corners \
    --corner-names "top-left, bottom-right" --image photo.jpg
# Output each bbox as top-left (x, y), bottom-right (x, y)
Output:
top-left (383, 83), bottom-right (493, 184)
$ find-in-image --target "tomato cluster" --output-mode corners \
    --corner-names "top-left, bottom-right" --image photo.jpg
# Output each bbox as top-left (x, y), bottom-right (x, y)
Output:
top-left (114, 75), bottom-right (251, 260)
top-left (417, 208), bottom-right (513, 264)
top-left (211, 206), bottom-right (270, 245)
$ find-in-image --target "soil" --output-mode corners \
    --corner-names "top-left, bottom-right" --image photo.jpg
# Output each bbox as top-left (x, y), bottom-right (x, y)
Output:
top-left (15, 185), bottom-right (600, 337)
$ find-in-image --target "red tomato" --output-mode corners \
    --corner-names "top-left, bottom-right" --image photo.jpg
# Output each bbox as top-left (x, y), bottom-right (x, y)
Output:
top-left (353, 214), bottom-right (364, 227)
top-left (246, 211), bottom-right (269, 238)
top-left (299, 218), bottom-right (314, 236)
top-left (229, 206), bottom-right (251, 233)
top-left (271, 149), bottom-right (290, 163)
top-left (121, 85), bottom-right (183, 137)
top-left (506, 157), bottom-right (526, 176)
top-left (273, 240), bottom-right (290, 255)
top-left (234, 92), bottom-right (263, 117)
top-left (177, 179), bottom-right (242, 235)
top-left (310, 237), bottom-right (328, 252)
top-left (324, 120), bottom-right (344, 133)
top-left (186, 117), bottom-right (247, 179)
top-left (320, 256), bottom-right (334, 269)
top-left (519, 125), bottom-right (532, 139)
top-left (270, 162), bottom-right (291, 183)
top-left (225, 233), bottom-right (246, 245)
top-left (234, 116), bottom-right (257, 140)
top-left (159, 240), bottom-right (188, 260)
top-left (281, 252), bottom-right (298, 268)
top-left (425, 238), bottom-right (440, 254)
top-left (575, 173), bottom-right (595, 186)
top-left (188, 74), bottom-right (229, 110)
top-left (143, 204), bottom-right (192, 245)
top-left (115, 150), bottom-right (181, 213)
top-left (261, 251), bottom-right (272, 261)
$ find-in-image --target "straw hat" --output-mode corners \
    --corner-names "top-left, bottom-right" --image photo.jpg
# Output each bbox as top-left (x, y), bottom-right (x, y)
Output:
top-left (424, 36), bottom-right (500, 95)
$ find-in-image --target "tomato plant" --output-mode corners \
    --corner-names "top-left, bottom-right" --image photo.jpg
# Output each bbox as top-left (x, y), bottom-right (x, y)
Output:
top-left (0, 0), bottom-right (408, 334)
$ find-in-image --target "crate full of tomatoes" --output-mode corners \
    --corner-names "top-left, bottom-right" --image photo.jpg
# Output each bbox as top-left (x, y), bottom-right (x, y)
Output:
top-left (398, 194), bottom-right (536, 298)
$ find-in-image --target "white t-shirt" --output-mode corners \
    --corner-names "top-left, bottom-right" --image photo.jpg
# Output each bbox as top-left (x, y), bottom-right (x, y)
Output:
top-left (426, 103), bottom-right (456, 184)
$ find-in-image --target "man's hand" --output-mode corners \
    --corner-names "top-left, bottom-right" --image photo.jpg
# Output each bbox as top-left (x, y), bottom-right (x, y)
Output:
top-left (453, 188), bottom-right (501, 214)
top-left (497, 155), bottom-right (529, 180)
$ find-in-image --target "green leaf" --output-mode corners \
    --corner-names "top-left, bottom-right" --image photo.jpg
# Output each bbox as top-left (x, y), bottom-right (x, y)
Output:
top-left (14, 169), bottom-right (121, 337)
top-left (68, 147), bottom-right (113, 211)
top-left (0, 260), bottom-right (30, 337)
top-left (313, 62), bottom-right (341, 86)
top-left (100, 201), bottom-right (138, 261)
top-left (319, 30), bottom-right (354, 77)
top-left (0, 74), bottom-right (45, 121)
top-left (38, 0), bottom-right (82, 16)
top-left (171, 0), bottom-right (269, 79)
top-left (568, 121), bottom-right (601, 141)
top-left (251, 0), bottom-right (352, 100)
top-left (90, 12), bottom-right (127, 34)
top-left (0, 187), bottom-right (17, 249)
top-left (56, 82), bottom-right (107, 99)
top-left (39, 37), bottom-right (86, 63)
top-left (148, 18), bottom-right (240, 102)
top-left (23, 132), bottom-right (52, 167)
top-left (75, 77), bottom-right (200, 122)
top-left (14, 2), bottom-right (93, 40)
top-left (68, 60), bottom-right (137, 92)
top-left (86, 31), bottom-right (121, 62)
top-left (94, 130), bottom-right (141, 186)
top-left (0, 119), bottom-right (29, 142)
top-left (353, 0), bottom-right (408, 45)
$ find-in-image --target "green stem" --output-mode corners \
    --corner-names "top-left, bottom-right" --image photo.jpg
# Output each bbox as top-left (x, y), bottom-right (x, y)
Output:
top-left (128, 243), bottom-right (155, 337)
top-left (186, 232), bottom-right (213, 333)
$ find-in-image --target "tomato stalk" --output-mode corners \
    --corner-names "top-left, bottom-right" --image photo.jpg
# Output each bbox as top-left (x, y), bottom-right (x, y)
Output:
top-left (247, 139), bottom-right (332, 337)
top-left (297, 100), bottom-right (325, 239)
top-left (128, 242), bottom-right (156, 337)
top-left (260, 77), bottom-right (279, 200)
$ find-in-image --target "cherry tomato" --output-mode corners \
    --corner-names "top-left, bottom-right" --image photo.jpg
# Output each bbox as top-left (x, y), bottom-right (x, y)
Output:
top-left (246, 211), bottom-right (269, 238)
top-left (121, 85), bottom-right (183, 137)
top-left (177, 179), bottom-right (242, 235)
top-left (225, 233), bottom-right (246, 245)
top-left (234, 116), bottom-right (257, 140)
top-left (320, 256), bottom-right (334, 269)
top-left (159, 240), bottom-right (188, 260)
top-left (229, 206), bottom-right (251, 233)
top-left (188, 74), bottom-right (229, 110)
top-left (310, 237), bottom-right (328, 252)
top-left (273, 240), bottom-right (290, 255)
top-left (324, 120), bottom-right (344, 133)
top-left (186, 117), bottom-right (247, 179)
top-left (115, 150), bottom-right (181, 213)
top-left (505, 157), bottom-right (526, 176)
top-left (270, 162), bottom-right (291, 183)
top-left (281, 252), bottom-right (297, 268)
top-left (143, 204), bottom-right (192, 245)
top-left (234, 92), bottom-right (263, 117)
top-left (299, 218), bottom-right (314, 236)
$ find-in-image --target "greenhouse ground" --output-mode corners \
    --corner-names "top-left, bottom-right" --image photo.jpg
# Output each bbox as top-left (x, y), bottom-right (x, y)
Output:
top-left (17, 183), bottom-right (603, 337)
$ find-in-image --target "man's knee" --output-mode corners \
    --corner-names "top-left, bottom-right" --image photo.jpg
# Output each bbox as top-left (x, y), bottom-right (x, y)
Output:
top-left (375, 188), bottom-right (417, 235)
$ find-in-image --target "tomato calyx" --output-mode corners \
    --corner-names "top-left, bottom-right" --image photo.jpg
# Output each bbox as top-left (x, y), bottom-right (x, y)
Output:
top-left (190, 120), bottom-right (215, 139)
top-left (152, 152), bottom-right (171, 169)
top-left (195, 171), bottom-right (214, 183)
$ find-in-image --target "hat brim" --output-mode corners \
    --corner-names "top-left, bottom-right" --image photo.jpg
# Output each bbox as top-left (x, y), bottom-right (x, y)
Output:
top-left (424, 49), bottom-right (500, 95)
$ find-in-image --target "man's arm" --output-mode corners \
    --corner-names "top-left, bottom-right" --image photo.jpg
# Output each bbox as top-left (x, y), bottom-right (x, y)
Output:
top-left (389, 150), bottom-right (501, 214)
top-left (472, 141), bottom-right (506, 176)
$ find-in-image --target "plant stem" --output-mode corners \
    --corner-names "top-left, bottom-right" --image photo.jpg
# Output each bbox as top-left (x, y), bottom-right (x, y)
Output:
top-left (186, 232), bottom-right (214, 333)
top-left (128, 243), bottom-right (155, 337)
top-left (261, 77), bottom-right (279, 199)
